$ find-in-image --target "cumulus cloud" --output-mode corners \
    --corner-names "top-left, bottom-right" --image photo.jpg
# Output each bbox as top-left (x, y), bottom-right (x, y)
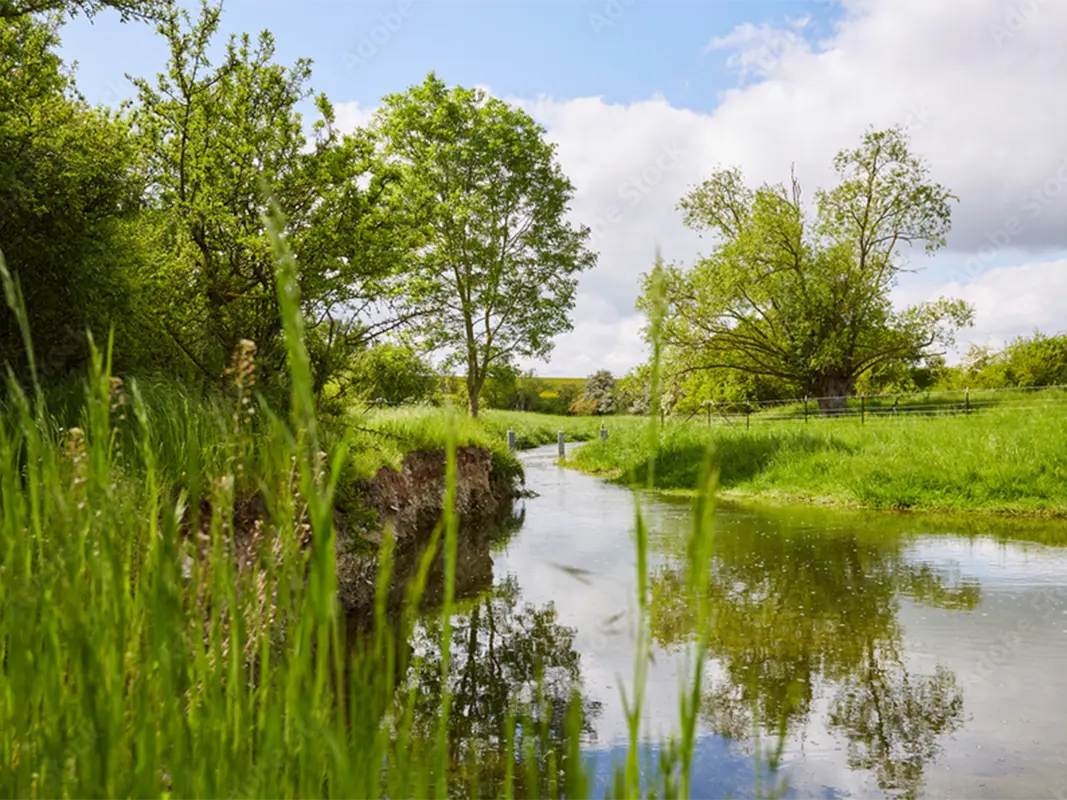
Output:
top-left (338, 0), bottom-right (1067, 376)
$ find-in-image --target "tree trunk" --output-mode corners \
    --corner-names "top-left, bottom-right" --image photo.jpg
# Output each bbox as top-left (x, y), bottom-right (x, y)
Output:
top-left (815, 375), bottom-right (853, 415)
top-left (467, 374), bottom-right (481, 418)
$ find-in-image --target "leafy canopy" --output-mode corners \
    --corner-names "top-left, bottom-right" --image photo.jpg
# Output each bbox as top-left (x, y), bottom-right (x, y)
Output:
top-left (645, 126), bottom-right (973, 410)
top-left (130, 1), bottom-right (414, 393)
top-left (372, 73), bottom-right (596, 416)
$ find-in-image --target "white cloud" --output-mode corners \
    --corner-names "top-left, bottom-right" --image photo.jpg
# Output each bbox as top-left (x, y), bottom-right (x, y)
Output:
top-left (338, 0), bottom-right (1067, 376)
top-left (894, 257), bottom-right (1067, 356)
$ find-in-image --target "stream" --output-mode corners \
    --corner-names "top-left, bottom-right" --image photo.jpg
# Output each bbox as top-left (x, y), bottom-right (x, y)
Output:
top-left (404, 443), bottom-right (1067, 798)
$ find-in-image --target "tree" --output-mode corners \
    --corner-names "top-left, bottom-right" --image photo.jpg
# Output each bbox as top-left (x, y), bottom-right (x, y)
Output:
top-left (647, 127), bottom-right (974, 413)
top-left (345, 342), bottom-right (437, 406)
top-left (0, 0), bottom-right (163, 22)
top-left (372, 73), bottom-right (597, 417)
top-left (571, 370), bottom-right (616, 415)
top-left (130, 1), bottom-right (414, 394)
top-left (0, 14), bottom-right (155, 383)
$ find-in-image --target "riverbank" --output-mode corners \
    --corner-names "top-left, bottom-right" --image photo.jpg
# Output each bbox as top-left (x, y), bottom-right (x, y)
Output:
top-left (566, 407), bottom-right (1067, 517)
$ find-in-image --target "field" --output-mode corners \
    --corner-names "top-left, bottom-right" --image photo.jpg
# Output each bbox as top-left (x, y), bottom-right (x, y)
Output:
top-left (567, 405), bottom-right (1067, 516)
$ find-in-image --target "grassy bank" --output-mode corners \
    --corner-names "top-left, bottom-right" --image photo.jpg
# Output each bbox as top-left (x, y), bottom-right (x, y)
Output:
top-left (567, 406), bottom-right (1067, 516)
top-left (348, 404), bottom-right (521, 482)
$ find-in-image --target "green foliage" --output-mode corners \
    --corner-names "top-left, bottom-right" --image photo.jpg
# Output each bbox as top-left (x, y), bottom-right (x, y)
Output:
top-left (0, 0), bottom-right (162, 21)
top-left (571, 370), bottom-right (616, 415)
top-left (648, 126), bottom-right (973, 413)
top-left (130, 1), bottom-right (412, 393)
top-left (948, 330), bottom-right (1067, 390)
top-left (569, 407), bottom-right (1067, 515)
top-left (0, 14), bottom-right (159, 382)
top-left (343, 342), bottom-right (437, 406)
top-left (372, 72), bottom-right (597, 416)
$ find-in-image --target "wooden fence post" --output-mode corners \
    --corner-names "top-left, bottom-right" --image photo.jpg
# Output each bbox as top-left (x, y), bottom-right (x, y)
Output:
top-left (600, 425), bottom-right (608, 441)
top-left (557, 430), bottom-right (565, 458)
top-left (965, 387), bottom-right (970, 415)
top-left (803, 396), bottom-right (809, 423)
top-left (861, 392), bottom-right (866, 424)
top-left (507, 429), bottom-right (516, 452)
top-left (746, 404), bottom-right (751, 430)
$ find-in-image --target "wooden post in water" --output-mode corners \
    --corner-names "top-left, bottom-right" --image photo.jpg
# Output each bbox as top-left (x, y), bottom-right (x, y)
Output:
top-left (557, 430), bottom-right (565, 458)
top-left (507, 429), bottom-right (516, 452)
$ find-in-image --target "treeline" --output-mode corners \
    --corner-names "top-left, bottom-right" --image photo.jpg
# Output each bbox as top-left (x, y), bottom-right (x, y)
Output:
top-left (455, 329), bottom-right (1067, 420)
top-left (0, 0), bottom-right (594, 417)
top-left (629, 329), bottom-right (1067, 416)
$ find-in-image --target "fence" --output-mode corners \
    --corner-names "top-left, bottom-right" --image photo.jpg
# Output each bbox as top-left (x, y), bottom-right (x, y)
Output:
top-left (673, 384), bottom-right (1067, 428)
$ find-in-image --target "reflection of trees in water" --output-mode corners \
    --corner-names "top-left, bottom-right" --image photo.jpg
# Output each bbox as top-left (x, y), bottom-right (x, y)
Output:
top-left (401, 574), bottom-right (602, 798)
top-left (650, 518), bottom-right (978, 797)
top-left (829, 650), bottom-right (961, 800)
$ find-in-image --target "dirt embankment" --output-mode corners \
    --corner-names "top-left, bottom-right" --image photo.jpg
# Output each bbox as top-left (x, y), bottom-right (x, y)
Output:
top-left (336, 446), bottom-right (519, 613)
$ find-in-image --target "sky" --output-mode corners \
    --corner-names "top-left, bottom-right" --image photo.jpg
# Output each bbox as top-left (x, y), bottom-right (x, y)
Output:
top-left (59, 0), bottom-right (1067, 377)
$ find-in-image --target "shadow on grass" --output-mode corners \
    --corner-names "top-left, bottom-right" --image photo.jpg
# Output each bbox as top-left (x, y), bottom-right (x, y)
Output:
top-left (622, 431), bottom-right (857, 491)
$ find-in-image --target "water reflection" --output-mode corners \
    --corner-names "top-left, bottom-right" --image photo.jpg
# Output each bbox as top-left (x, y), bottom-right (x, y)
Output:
top-left (649, 508), bottom-right (979, 798)
top-left (346, 499), bottom-right (600, 797)
top-left (350, 446), bottom-right (1067, 798)
top-left (402, 575), bottom-right (601, 797)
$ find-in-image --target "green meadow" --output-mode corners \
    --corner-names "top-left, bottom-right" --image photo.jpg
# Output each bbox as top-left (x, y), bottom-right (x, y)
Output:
top-left (567, 405), bottom-right (1067, 516)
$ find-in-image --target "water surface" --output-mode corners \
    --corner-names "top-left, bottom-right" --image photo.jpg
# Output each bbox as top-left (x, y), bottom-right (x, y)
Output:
top-left (409, 444), bottom-right (1067, 798)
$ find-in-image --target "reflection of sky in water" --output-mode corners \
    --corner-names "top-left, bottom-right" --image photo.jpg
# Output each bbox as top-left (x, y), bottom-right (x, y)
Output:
top-left (492, 445), bottom-right (1067, 798)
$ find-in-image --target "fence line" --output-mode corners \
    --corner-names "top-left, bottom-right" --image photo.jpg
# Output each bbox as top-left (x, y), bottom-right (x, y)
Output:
top-left (669, 383), bottom-right (1067, 428)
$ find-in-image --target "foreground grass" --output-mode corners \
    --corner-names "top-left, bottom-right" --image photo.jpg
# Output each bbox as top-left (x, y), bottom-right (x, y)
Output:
top-left (0, 230), bottom-right (729, 797)
top-left (568, 406), bottom-right (1067, 516)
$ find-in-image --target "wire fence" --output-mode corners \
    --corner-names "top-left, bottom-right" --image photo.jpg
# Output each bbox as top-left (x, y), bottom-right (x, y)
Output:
top-left (671, 384), bottom-right (1067, 428)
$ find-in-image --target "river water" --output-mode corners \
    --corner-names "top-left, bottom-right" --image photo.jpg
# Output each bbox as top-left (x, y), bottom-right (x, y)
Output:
top-left (409, 444), bottom-right (1067, 798)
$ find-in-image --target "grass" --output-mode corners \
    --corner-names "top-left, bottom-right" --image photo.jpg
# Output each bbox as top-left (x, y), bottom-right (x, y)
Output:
top-left (567, 406), bottom-right (1067, 516)
top-left (479, 409), bottom-right (643, 450)
top-left (345, 403), bottom-right (522, 482)
top-left (0, 228), bottom-right (746, 797)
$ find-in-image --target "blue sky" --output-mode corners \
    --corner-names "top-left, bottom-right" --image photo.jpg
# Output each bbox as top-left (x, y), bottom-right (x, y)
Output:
top-left (61, 1), bottom-right (842, 111)
top-left (55, 0), bottom-right (1067, 376)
